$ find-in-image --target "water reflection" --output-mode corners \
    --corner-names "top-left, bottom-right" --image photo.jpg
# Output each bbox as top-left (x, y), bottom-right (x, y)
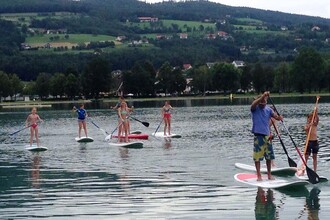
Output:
top-left (163, 138), bottom-right (172, 149)
top-left (30, 154), bottom-right (41, 188)
top-left (255, 188), bottom-right (277, 220)
top-left (305, 187), bottom-right (320, 220)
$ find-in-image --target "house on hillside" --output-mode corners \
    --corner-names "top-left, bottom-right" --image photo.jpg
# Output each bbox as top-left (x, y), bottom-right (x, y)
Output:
top-left (183, 64), bottom-right (192, 71)
top-left (311, 26), bottom-right (320, 31)
top-left (232, 60), bottom-right (245, 68)
top-left (180, 33), bottom-right (188, 39)
top-left (138, 17), bottom-right (158, 22)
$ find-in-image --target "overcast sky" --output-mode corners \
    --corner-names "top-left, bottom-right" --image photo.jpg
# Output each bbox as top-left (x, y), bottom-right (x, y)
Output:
top-left (144, 0), bottom-right (330, 19)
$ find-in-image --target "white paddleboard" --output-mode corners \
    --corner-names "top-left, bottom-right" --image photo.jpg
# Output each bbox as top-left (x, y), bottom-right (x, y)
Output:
top-left (108, 141), bottom-right (143, 149)
top-left (234, 173), bottom-right (309, 189)
top-left (235, 163), bottom-right (297, 175)
top-left (25, 145), bottom-right (48, 152)
top-left (75, 137), bottom-right (94, 143)
top-left (152, 132), bottom-right (182, 138)
top-left (295, 172), bottom-right (328, 182)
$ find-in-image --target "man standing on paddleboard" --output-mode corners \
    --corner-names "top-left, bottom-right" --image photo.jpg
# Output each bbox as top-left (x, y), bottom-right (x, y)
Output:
top-left (251, 91), bottom-right (283, 181)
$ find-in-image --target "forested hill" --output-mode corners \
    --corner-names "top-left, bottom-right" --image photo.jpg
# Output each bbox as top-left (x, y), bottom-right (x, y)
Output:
top-left (0, 0), bottom-right (329, 26)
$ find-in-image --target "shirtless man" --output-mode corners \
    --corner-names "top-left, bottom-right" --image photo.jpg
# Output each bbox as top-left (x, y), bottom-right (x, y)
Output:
top-left (25, 107), bottom-right (43, 147)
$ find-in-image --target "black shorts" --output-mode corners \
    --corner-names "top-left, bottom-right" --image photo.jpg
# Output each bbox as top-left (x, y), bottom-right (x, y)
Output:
top-left (305, 140), bottom-right (319, 155)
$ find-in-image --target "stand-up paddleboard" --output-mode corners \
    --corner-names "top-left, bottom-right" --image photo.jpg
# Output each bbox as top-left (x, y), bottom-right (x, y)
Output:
top-left (75, 137), bottom-right (94, 143)
top-left (25, 145), bottom-right (48, 152)
top-left (235, 163), bottom-right (297, 175)
top-left (295, 172), bottom-right (328, 182)
top-left (234, 173), bottom-right (309, 189)
top-left (108, 141), bottom-right (143, 149)
top-left (111, 133), bottom-right (149, 140)
top-left (152, 132), bottom-right (182, 138)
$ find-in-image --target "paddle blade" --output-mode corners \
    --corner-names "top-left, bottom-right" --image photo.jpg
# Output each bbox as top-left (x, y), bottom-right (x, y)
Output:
top-left (105, 135), bottom-right (111, 141)
top-left (288, 157), bottom-right (297, 167)
top-left (306, 166), bottom-right (320, 184)
top-left (142, 122), bottom-right (150, 127)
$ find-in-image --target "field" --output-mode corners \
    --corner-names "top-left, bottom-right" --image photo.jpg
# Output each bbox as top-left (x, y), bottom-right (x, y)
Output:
top-left (25, 34), bottom-right (117, 48)
top-left (0, 12), bottom-right (79, 26)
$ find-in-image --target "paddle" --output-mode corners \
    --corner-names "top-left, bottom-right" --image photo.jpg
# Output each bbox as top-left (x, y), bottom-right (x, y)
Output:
top-left (90, 120), bottom-right (109, 136)
top-left (105, 121), bottom-right (123, 141)
top-left (9, 125), bottom-right (31, 136)
top-left (271, 120), bottom-right (297, 167)
top-left (129, 116), bottom-right (149, 127)
top-left (153, 118), bottom-right (163, 135)
top-left (268, 97), bottom-right (320, 184)
top-left (303, 96), bottom-right (320, 156)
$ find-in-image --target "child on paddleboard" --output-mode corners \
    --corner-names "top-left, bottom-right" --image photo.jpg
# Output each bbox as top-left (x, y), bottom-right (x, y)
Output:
top-left (300, 109), bottom-right (319, 174)
top-left (73, 104), bottom-right (88, 138)
top-left (25, 107), bottom-right (43, 147)
top-left (162, 101), bottom-right (173, 136)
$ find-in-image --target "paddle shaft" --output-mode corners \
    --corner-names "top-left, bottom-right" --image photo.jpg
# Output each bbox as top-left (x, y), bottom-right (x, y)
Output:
top-left (90, 120), bottom-right (109, 135)
top-left (271, 120), bottom-right (297, 167)
top-left (154, 119), bottom-right (163, 134)
top-left (303, 97), bottom-right (320, 156)
top-left (10, 125), bottom-right (31, 136)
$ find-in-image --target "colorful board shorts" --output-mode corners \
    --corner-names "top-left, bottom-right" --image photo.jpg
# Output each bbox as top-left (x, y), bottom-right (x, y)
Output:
top-left (305, 140), bottom-right (319, 155)
top-left (164, 113), bottom-right (171, 119)
top-left (253, 134), bottom-right (275, 162)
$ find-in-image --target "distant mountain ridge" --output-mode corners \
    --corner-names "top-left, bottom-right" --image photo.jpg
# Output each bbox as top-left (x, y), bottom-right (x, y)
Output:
top-left (0, 0), bottom-right (329, 26)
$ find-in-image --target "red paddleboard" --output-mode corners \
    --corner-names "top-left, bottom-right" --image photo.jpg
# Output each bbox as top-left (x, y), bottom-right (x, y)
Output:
top-left (112, 133), bottom-right (149, 140)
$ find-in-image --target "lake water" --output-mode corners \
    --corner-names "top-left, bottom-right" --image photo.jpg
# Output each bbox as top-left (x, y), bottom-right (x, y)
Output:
top-left (1, 98), bottom-right (330, 219)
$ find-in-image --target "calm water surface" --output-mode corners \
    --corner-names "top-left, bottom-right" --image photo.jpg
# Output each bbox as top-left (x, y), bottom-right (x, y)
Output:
top-left (1, 99), bottom-right (330, 219)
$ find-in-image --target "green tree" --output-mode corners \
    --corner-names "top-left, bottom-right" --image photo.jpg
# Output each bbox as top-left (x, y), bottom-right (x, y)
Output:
top-left (65, 73), bottom-right (80, 99)
top-left (211, 62), bottom-right (241, 94)
top-left (49, 72), bottom-right (66, 98)
top-left (9, 73), bottom-right (23, 101)
top-left (240, 65), bottom-right (252, 93)
top-left (192, 65), bottom-right (211, 95)
top-left (81, 57), bottom-right (111, 99)
top-left (156, 62), bottom-right (173, 96)
top-left (0, 71), bottom-right (11, 102)
top-left (274, 62), bottom-right (290, 93)
top-left (251, 63), bottom-right (265, 93)
top-left (291, 47), bottom-right (325, 93)
top-left (35, 72), bottom-right (51, 99)
top-left (124, 60), bottom-right (156, 96)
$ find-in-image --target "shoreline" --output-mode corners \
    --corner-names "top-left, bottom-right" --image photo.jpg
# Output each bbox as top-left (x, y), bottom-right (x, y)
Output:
top-left (0, 93), bottom-right (327, 107)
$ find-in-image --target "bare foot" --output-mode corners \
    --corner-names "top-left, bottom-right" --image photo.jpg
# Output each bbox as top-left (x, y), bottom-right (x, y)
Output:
top-left (268, 176), bottom-right (275, 180)
top-left (257, 177), bottom-right (262, 181)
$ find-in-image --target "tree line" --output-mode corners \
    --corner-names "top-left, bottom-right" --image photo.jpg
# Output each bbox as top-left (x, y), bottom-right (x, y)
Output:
top-left (1, 47), bottom-right (329, 102)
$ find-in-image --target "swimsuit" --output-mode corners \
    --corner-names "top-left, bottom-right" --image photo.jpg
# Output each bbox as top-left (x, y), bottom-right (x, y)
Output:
top-left (305, 140), bottom-right (319, 155)
top-left (163, 108), bottom-right (171, 119)
top-left (31, 123), bottom-right (38, 129)
top-left (77, 109), bottom-right (86, 121)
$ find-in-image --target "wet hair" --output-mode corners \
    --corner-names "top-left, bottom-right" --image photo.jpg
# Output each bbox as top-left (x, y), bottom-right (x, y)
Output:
top-left (80, 103), bottom-right (84, 107)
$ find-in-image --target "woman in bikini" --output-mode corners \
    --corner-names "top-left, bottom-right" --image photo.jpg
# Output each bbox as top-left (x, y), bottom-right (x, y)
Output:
top-left (162, 101), bottom-right (173, 136)
top-left (117, 102), bottom-right (130, 143)
top-left (25, 107), bottom-right (43, 147)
